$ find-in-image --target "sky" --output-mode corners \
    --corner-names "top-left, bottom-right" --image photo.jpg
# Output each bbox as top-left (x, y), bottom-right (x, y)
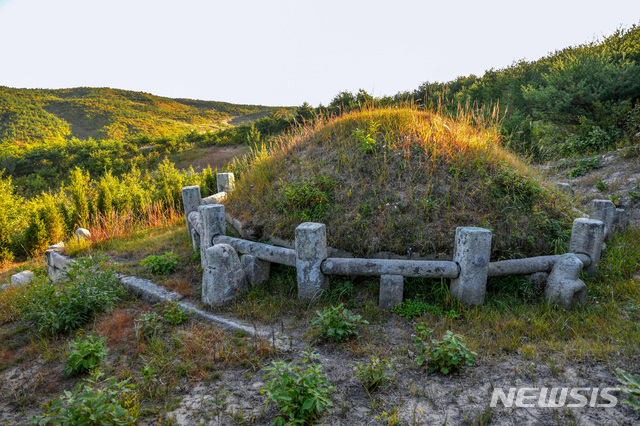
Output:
top-left (0, 0), bottom-right (639, 107)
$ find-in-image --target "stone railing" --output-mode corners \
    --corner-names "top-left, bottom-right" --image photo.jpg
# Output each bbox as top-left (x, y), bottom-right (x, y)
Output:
top-left (182, 175), bottom-right (628, 310)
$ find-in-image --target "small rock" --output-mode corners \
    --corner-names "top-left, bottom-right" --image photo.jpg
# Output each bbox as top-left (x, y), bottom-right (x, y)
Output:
top-left (11, 270), bottom-right (35, 287)
top-left (75, 228), bottom-right (91, 241)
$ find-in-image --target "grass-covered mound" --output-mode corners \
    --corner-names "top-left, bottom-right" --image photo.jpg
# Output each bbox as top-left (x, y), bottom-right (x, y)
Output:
top-left (226, 108), bottom-right (575, 259)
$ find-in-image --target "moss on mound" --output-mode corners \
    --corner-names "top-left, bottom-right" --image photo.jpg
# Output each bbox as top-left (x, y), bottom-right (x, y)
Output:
top-left (226, 108), bottom-right (575, 259)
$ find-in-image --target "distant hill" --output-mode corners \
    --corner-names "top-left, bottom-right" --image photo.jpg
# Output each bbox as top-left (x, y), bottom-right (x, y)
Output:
top-left (0, 86), bottom-right (282, 145)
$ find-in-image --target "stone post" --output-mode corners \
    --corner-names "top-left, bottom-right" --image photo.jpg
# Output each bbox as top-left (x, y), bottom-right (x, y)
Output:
top-left (450, 227), bottom-right (492, 306)
top-left (216, 173), bottom-right (235, 194)
top-left (379, 274), bottom-right (404, 309)
top-left (241, 254), bottom-right (271, 286)
top-left (199, 204), bottom-right (226, 268)
top-left (545, 253), bottom-right (587, 309)
top-left (591, 199), bottom-right (616, 239)
top-left (569, 218), bottom-right (605, 276)
top-left (613, 208), bottom-right (629, 233)
top-left (202, 243), bottom-right (247, 306)
top-left (295, 222), bottom-right (328, 300)
top-left (182, 185), bottom-right (201, 238)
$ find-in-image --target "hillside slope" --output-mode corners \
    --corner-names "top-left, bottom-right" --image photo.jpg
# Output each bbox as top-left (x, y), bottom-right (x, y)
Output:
top-left (0, 86), bottom-right (279, 145)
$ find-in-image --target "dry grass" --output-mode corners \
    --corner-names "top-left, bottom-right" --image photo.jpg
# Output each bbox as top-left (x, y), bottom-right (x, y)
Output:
top-left (94, 307), bottom-right (137, 346)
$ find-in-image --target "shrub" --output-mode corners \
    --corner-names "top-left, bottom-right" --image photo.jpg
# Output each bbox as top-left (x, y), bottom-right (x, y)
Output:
top-left (310, 303), bottom-right (369, 341)
top-left (29, 372), bottom-right (138, 425)
top-left (64, 334), bottom-right (108, 376)
top-left (354, 356), bottom-right (396, 392)
top-left (615, 368), bottom-right (640, 411)
top-left (140, 251), bottom-right (179, 275)
top-left (261, 350), bottom-right (335, 425)
top-left (19, 257), bottom-right (124, 335)
top-left (413, 325), bottom-right (477, 375)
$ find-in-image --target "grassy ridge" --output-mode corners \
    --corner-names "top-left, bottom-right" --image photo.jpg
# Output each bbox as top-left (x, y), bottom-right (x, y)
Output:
top-left (226, 107), bottom-right (574, 259)
top-left (0, 86), bottom-right (279, 145)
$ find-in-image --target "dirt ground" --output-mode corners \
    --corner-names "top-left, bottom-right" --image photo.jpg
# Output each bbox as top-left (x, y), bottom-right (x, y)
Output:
top-left (1, 146), bottom-right (640, 425)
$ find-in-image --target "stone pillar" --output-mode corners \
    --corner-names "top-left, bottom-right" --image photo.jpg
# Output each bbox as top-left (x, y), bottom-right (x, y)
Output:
top-left (569, 218), bottom-right (605, 276)
top-left (295, 222), bottom-right (328, 300)
top-left (545, 253), bottom-right (587, 309)
top-left (450, 227), bottom-right (492, 306)
top-left (591, 199), bottom-right (616, 239)
top-left (199, 204), bottom-right (226, 268)
top-left (379, 274), bottom-right (404, 309)
top-left (613, 208), bottom-right (629, 233)
top-left (202, 244), bottom-right (247, 307)
top-left (241, 254), bottom-right (271, 286)
top-left (182, 185), bottom-right (201, 238)
top-left (216, 173), bottom-right (235, 194)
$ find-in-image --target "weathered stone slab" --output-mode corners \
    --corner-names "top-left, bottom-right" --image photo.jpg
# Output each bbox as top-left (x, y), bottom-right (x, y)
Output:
top-left (216, 173), bottom-right (235, 193)
top-left (379, 274), bottom-right (403, 309)
top-left (545, 253), bottom-right (587, 309)
top-left (199, 204), bottom-right (226, 268)
top-left (295, 222), bottom-right (328, 300)
top-left (11, 270), bottom-right (35, 287)
top-left (450, 227), bottom-right (492, 306)
top-left (569, 218), bottom-right (604, 276)
top-left (201, 192), bottom-right (227, 205)
top-left (202, 244), bottom-right (247, 306)
top-left (591, 199), bottom-right (616, 239)
top-left (214, 235), bottom-right (296, 266)
top-left (181, 185), bottom-right (201, 239)
top-left (50, 251), bottom-right (72, 271)
top-left (241, 254), bottom-right (271, 286)
top-left (321, 258), bottom-right (459, 278)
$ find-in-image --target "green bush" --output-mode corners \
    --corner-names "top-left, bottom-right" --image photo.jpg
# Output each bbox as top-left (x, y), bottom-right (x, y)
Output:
top-left (354, 356), bottom-right (396, 392)
top-left (261, 350), bottom-right (335, 425)
top-left (310, 303), bottom-right (369, 341)
top-left (140, 251), bottom-right (179, 275)
top-left (29, 372), bottom-right (138, 425)
top-left (413, 325), bottom-right (477, 375)
top-left (19, 257), bottom-right (124, 335)
top-left (615, 368), bottom-right (640, 411)
top-left (64, 334), bottom-right (108, 376)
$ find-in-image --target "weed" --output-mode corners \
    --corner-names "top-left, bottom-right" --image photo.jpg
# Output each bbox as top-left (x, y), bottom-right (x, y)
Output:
top-left (64, 334), bottom-right (108, 376)
top-left (353, 120), bottom-right (381, 153)
top-left (261, 350), bottom-right (335, 425)
top-left (135, 312), bottom-right (164, 342)
top-left (630, 185), bottom-right (640, 202)
top-left (566, 156), bottom-right (602, 178)
top-left (141, 251), bottom-right (180, 275)
top-left (18, 257), bottom-right (124, 335)
top-left (160, 301), bottom-right (188, 325)
top-left (354, 356), bottom-right (396, 392)
top-left (29, 371), bottom-right (138, 425)
top-left (413, 325), bottom-right (477, 374)
top-left (596, 179), bottom-right (608, 191)
top-left (310, 303), bottom-right (369, 341)
top-left (615, 368), bottom-right (640, 411)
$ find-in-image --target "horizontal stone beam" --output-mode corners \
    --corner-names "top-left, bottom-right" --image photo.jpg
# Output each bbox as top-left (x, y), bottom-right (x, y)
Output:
top-left (201, 192), bottom-right (227, 205)
top-left (321, 258), bottom-right (459, 278)
top-left (487, 253), bottom-right (591, 277)
top-left (187, 211), bottom-right (202, 235)
top-left (212, 235), bottom-right (296, 267)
